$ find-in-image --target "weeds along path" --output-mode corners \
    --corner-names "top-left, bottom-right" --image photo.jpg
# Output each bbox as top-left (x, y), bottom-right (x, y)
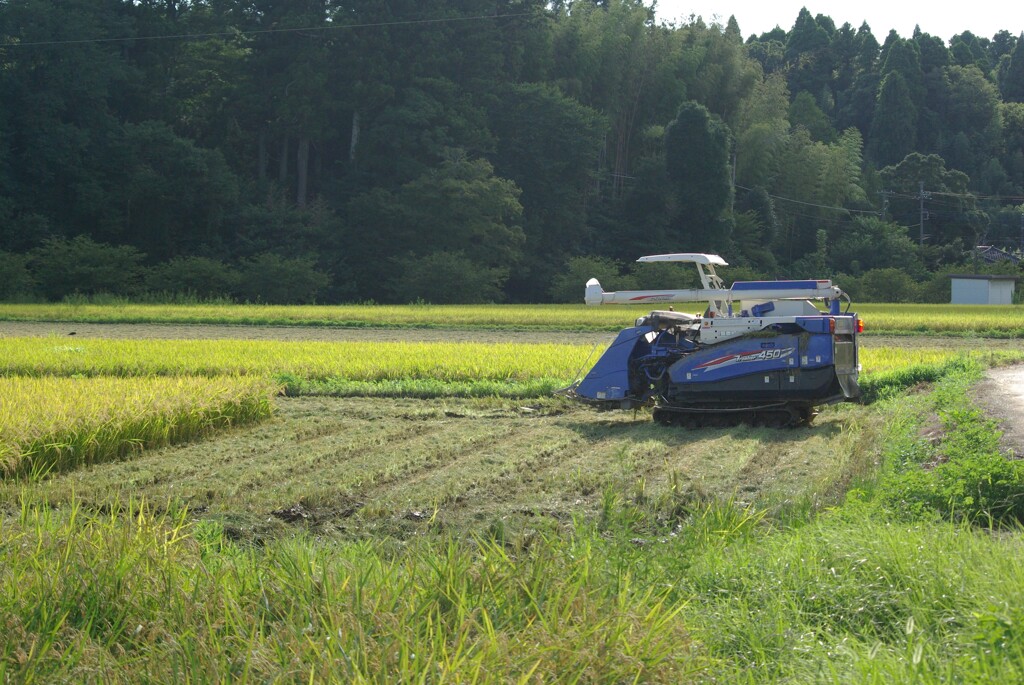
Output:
top-left (973, 365), bottom-right (1024, 459)
top-left (5, 396), bottom-right (881, 541)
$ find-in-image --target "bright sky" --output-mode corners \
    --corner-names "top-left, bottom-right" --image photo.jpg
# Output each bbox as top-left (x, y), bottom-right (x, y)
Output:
top-left (654, 1), bottom-right (1022, 42)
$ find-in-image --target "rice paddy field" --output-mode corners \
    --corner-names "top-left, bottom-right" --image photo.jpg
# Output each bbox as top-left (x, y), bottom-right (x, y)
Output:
top-left (2, 301), bottom-right (1024, 336)
top-left (0, 334), bottom-right (1001, 380)
top-left (2, 303), bottom-right (1024, 682)
top-left (0, 375), bottom-right (276, 480)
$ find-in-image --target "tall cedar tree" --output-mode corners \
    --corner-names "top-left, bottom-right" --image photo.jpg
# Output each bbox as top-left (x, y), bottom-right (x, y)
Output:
top-left (1003, 35), bottom-right (1024, 102)
top-left (664, 101), bottom-right (733, 251)
top-left (870, 72), bottom-right (917, 167)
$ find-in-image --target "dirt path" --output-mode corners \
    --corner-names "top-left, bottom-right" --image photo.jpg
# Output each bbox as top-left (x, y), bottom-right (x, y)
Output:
top-left (974, 366), bottom-right (1024, 458)
top-left (0, 321), bottom-right (615, 345)
top-left (3, 320), bottom-right (1023, 350)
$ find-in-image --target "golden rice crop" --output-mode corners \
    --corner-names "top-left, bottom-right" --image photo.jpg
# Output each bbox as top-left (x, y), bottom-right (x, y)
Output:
top-left (0, 302), bottom-right (661, 329)
top-left (0, 338), bottom-right (597, 382)
top-left (854, 304), bottom-right (1024, 336)
top-left (858, 347), bottom-right (959, 374)
top-left (0, 375), bottom-right (277, 479)
top-left (0, 337), bottom-right (1002, 384)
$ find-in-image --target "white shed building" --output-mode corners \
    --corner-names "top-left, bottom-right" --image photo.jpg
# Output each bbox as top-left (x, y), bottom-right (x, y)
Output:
top-left (949, 275), bottom-right (1018, 305)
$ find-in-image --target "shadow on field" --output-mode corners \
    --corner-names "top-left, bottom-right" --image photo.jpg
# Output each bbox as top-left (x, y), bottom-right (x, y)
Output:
top-left (564, 413), bottom-right (845, 444)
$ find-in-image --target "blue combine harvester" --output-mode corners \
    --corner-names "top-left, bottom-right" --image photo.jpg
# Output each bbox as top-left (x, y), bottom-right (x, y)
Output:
top-left (566, 253), bottom-right (862, 427)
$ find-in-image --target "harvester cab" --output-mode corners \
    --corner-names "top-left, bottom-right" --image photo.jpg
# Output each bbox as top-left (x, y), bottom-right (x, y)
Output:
top-left (567, 253), bottom-right (862, 427)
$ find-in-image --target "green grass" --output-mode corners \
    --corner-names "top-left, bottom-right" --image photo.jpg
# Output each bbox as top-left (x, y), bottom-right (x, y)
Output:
top-left (2, 302), bottom-right (1023, 336)
top-left (869, 359), bottom-right (1024, 524)
top-left (670, 514), bottom-right (1024, 683)
top-left (857, 355), bottom-right (981, 402)
top-left (5, 485), bottom-right (1024, 682)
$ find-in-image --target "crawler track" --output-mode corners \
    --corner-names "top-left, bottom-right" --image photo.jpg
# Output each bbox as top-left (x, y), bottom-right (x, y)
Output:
top-left (652, 402), bottom-right (816, 428)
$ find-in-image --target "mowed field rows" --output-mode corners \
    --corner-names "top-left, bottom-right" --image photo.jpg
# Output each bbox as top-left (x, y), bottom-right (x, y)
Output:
top-left (0, 329), bottom-right (1020, 518)
top-left (5, 395), bottom-right (877, 540)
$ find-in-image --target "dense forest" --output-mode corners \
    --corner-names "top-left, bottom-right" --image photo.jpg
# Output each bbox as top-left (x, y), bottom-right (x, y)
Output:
top-left (0, 0), bottom-right (1022, 303)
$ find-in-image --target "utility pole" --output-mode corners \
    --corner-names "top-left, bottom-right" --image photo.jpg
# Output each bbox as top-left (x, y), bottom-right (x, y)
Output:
top-left (730, 151), bottom-right (737, 214)
top-left (917, 181), bottom-right (930, 246)
top-left (878, 190), bottom-right (891, 221)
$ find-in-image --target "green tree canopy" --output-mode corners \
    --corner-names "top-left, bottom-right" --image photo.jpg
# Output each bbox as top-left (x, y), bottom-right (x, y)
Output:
top-left (939, 66), bottom-right (1003, 179)
top-left (664, 101), bottom-right (732, 250)
top-left (487, 82), bottom-right (604, 300)
top-left (880, 153), bottom-right (985, 248)
top-left (832, 216), bottom-right (925, 275)
top-left (1002, 34), bottom-right (1024, 102)
top-left (789, 91), bottom-right (835, 142)
top-left (29, 236), bottom-right (146, 300)
top-left (870, 72), bottom-right (918, 167)
top-left (0, 1), bottom-right (1021, 303)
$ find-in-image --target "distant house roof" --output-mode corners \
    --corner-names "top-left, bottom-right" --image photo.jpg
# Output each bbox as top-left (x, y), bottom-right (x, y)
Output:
top-left (948, 274), bottom-right (1019, 281)
top-left (975, 245), bottom-right (1022, 265)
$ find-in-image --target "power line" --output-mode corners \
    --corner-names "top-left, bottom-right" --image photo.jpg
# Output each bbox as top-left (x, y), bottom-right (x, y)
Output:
top-left (886, 191), bottom-right (969, 209)
top-left (735, 184), bottom-right (879, 215)
top-left (886, 189), bottom-right (1024, 203)
top-left (918, 180), bottom-right (930, 246)
top-left (1, 11), bottom-right (535, 48)
top-left (769, 206), bottom-right (860, 226)
top-left (932, 190), bottom-right (1024, 202)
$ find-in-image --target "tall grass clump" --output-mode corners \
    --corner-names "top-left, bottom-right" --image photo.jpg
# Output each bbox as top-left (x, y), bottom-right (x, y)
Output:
top-left (11, 492), bottom-right (1024, 683)
top-left (857, 355), bottom-right (974, 402)
top-left (1, 497), bottom-right (707, 683)
top-left (668, 515), bottom-right (1024, 683)
top-left (0, 376), bottom-right (277, 479)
